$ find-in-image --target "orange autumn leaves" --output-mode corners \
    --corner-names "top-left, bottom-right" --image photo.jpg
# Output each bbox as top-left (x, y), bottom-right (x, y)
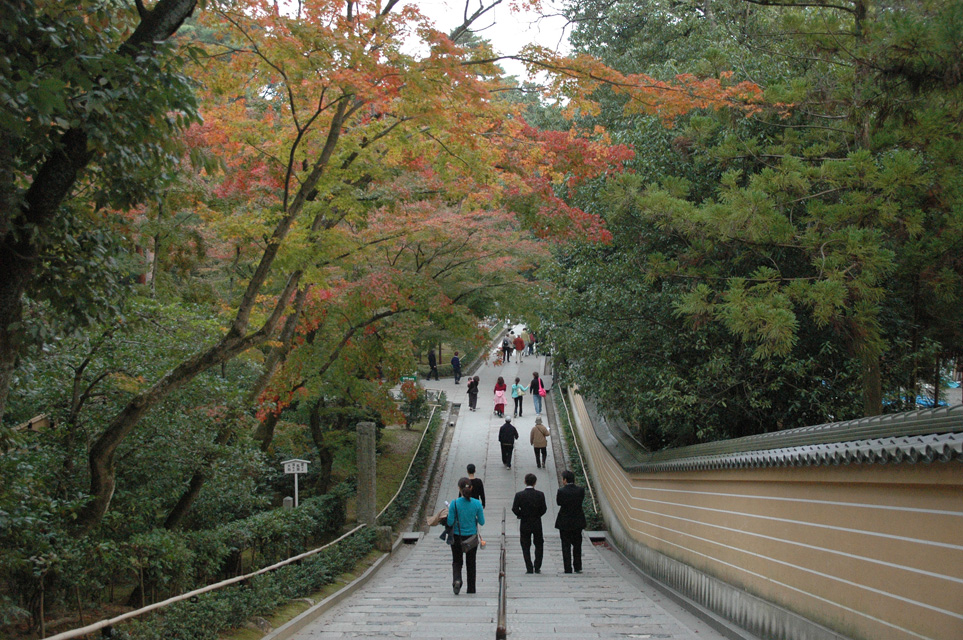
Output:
top-left (523, 47), bottom-right (764, 123)
top-left (185, 0), bottom-right (764, 424)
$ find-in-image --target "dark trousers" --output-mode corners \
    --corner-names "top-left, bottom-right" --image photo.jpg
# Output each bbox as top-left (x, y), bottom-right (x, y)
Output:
top-left (502, 347), bottom-right (512, 363)
top-left (513, 396), bottom-right (523, 416)
top-left (500, 443), bottom-right (514, 466)
top-left (533, 447), bottom-right (547, 467)
top-left (468, 392), bottom-right (478, 410)
top-left (453, 367), bottom-right (461, 383)
top-left (560, 529), bottom-right (583, 573)
top-left (428, 365), bottom-right (439, 380)
top-left (451, 535), bottom-right (478, 592)
top-left (520, 524), bottom-right (543, 572)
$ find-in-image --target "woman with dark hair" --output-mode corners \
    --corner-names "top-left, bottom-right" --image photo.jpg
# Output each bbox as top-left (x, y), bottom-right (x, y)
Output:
top-left (529, 371), bottom-right (547, 416)
top-left (493, 376), bottom-right (507, 417)
top-left (447, 477), bottom-right (485, 594)
top-left (511, 376), bottom-right (526, 417)
top-left (467, 376), bottom-right (479, 411)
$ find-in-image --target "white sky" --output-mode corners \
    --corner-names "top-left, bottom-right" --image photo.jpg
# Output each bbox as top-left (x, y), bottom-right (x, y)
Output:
top-left (408, 0), bottom-right (572, 81)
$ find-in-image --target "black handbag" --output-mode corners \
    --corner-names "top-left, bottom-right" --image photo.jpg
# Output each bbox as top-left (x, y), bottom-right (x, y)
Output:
top-left (452, 500), bottom-right (480, 552)
top-left (460, 534), bottom-right (479, 552)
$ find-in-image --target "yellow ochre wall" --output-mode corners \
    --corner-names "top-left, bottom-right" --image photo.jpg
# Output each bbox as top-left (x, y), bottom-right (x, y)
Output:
top-left (567, 391), bottom-right (963, 640)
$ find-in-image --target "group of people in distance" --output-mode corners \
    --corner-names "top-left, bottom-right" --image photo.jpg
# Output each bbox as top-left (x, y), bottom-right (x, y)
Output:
top-left (440, 464), bottom-right (587, 595)
top-left (500, 328), bottom-right (536, 364)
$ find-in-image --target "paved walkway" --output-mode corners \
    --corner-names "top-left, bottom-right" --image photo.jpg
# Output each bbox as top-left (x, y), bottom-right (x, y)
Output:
top-left (290, 325), bottom-right (725, 639)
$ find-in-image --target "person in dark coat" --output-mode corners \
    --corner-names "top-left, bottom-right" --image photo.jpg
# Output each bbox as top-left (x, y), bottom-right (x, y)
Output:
top-left (427, 350), bottom-right (439, 380)
top-left (511, 473), bottom-right (547, 573)
top-left (467, 463), bottom-right (486, 508)
top-left (451, 351), bottom-right (462, 384)
top-left (467, 376), bottom-right (479, 411)
top-left (498, 419), bottom-right (519, 468)
top-left (555, 469), bottom-right (587, 573)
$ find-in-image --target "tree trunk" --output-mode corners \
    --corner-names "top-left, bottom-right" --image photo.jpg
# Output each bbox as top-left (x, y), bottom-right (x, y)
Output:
top-left (861, 349), bottom-right (882, 416)
top-left (0, 0), bottom-right (199, 426)
top-left (308, 401), bottom-right (334, 493)
top-left (150, 198), bottom-right (164, 296)
top-left (933, 354), bottom-right (941, 406)
top-left (163, 425), bottom-right (234, 530)
top-left (247, 284), bottom-right (312, 406)
top-left (73, 97), bottom-right (352, 535)
top-left (254, 411), bottom-right (281, 452)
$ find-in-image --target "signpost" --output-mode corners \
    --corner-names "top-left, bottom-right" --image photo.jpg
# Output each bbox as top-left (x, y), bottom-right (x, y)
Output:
top-left (281, 458), bottom-right (309, 507)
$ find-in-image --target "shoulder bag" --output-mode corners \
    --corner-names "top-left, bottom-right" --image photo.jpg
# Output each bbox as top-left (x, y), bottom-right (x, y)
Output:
top-left (452, 500), bottom-right (480, 552)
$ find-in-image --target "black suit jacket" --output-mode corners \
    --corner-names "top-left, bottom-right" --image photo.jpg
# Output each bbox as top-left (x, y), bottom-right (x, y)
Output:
top-left (554, 483), bottom-right (587, 531)
top-left (512, 487), bottom-right (547, 532)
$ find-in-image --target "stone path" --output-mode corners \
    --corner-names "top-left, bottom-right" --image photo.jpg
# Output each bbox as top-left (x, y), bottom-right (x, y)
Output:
top-left (290, 324), bottom-right (724, 639)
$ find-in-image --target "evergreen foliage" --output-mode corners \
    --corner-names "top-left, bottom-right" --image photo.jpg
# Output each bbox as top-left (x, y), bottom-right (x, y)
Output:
top-left (543, 0), bottom-right (963, 446)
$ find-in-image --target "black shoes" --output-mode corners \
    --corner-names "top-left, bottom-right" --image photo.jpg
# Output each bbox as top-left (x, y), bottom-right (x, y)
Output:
top-left (525, 568), bottom-right (534, 574)
top-left (534, 568), bottom-right (541, 574)
top-left (453, 579), bottom-right (462, 595)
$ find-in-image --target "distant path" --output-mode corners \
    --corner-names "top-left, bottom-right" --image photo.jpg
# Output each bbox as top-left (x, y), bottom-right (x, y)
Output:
top-left (289, 324), bottom-right (725, 638)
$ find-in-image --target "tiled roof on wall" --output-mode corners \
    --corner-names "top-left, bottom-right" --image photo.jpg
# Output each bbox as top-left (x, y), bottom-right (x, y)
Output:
top-left (583, 401), bottom-right (963, 473)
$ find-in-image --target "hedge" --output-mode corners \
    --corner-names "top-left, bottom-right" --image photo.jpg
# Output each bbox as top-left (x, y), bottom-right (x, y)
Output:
top-left (554, 387), bottom-right (606, 531)
top-left (2, 484), bottom-right (354, 634)
top-left (118, 527), bottom-right (377, 640)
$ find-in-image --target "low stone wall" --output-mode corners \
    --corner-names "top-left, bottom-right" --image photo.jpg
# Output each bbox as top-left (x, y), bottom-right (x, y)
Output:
top-left (567, 391), bottom-right (963, 640)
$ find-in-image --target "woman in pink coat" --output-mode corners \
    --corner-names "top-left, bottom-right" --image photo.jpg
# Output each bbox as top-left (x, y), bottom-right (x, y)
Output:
top-left (493, 376), bottom-right (507, 418)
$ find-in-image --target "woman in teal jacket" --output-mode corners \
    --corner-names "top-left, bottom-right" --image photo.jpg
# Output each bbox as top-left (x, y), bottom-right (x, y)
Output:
top-left (447, 477), bottom-right (485, 594)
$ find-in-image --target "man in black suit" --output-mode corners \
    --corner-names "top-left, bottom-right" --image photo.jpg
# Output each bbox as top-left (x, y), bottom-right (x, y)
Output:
top-left (554, 470), bottom-right (587, 574)
top-left (511, 473), bottom-right (547, 574)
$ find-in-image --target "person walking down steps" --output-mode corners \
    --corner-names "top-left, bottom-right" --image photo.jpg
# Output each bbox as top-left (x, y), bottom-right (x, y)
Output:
top-left (498, 418), bottom-right (519, 469)
top-left (427, 349), bottom-right (439, 380)
top-left (467, 463), bottom-right (487, 548)
top-left (530, 371), bottom-right (548, 416)
top-left (511, 376), bottom-right (526, 418)
top-left (448, 477), bottom-right (485, 594)
top-left (530, 416), bottom-right (550, 469)
top-left (555, 470), bottom-right (587, 574)
top-left (493, 376), bottom-right (507, 418)
top-left (512, 473), bottom-right (547, 573)
top-left (513, 333), bottom-right (526, 363)
top-left (467, 376), bottom-right (479, 411)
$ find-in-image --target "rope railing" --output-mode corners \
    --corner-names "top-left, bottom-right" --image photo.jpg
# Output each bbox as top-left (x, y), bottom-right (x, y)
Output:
top-left (559, 385), bottom-right (599, 514)
top-left (45, 402), bottom-right (445, 640)
top-left (378, 403), bottom-right (439, 519)
top-left (496, 507), bottom-right (507, 640)
top-left (43, 524), bottom-right (367, 640)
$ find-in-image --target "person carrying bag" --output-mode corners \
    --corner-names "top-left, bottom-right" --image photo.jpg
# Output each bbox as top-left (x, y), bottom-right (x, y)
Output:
top-left (447, 477), bottom-right (485, 594)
